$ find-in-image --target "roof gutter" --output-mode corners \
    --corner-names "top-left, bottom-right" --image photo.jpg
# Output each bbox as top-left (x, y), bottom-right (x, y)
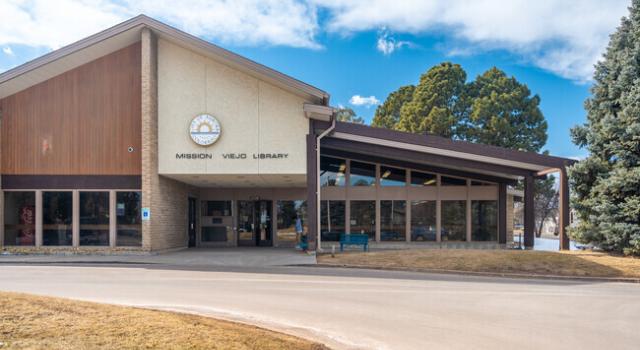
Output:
top-left (315, 115), bottom-right (336, 252)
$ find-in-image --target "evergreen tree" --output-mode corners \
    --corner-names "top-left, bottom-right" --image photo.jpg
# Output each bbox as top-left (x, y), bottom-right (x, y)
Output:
top-left (372, 85), bottom-right (415, 129)
top-left (372, 63), bottom-right (554, 240)
top-left (463, 67), bottom-right (547, 152)
top-left (396, 62), bottom-right (466, 137)
top-left (569, 1), bottom-right (640, 255)
top-left (335, 107), bottom-right (365, 124)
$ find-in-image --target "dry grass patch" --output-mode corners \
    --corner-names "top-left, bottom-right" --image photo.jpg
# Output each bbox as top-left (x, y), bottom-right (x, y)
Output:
top-left (318, 249), bottom-right (640, 279)
top-left (0, 292), bottom-right (329, 350)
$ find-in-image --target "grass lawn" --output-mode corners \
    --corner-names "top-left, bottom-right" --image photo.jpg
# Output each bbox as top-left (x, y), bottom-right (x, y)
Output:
top-left (0, 292), bottom-right (328, 350)
top-left (318, 249), bottom-right (640, 279)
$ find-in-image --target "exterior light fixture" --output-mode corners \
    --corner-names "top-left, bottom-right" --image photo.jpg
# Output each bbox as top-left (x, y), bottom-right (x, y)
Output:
top-left (424, 179), bottom-right (436, 185)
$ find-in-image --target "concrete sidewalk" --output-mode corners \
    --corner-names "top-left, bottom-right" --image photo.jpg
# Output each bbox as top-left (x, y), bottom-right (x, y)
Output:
top-left (0, 248), bottom-right (316, 267)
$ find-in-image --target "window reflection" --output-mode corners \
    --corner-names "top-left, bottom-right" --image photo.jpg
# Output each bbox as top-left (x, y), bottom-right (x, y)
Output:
top-left (201, 200), bottom-right (232, 243)
top-left (471, 181), bottom-right (496, 186)
top-left (80, 192), bottom-right (110, 246)
top-left (441, 176), bottom-right (467, 186)
top-left (202, 227), bottom-right (229, 242)
top-left (411, 200), bottom-right (437, 241)
top-left (442, 200), bottom-right (467, 241)
top-left (3, 192), bottom-right (36, 246)
top-left (116, 192), bottom-right (142, 246)
top-left (43, 192), bottom-right (73, 246)
top-left (472, 201), bottom-right (498, 241)
top-left (380, 200), bottom-right (405, 241)
top-left (320, 156), bottom-right (346, 187)
top-left (380, 166), bottom-right (405, 186)
top-left (320, 200), bottom-right (345, 241)
top-left (277, 200), bottom-right (307, 244)
top-left (350, 161), bottom-right (376, 186)
top-left (350, 200), bottom-right (376, 239)
top-left (201, 201), bottom-right (232, 216)
top-left (411, 171), bottom-right (437, 186)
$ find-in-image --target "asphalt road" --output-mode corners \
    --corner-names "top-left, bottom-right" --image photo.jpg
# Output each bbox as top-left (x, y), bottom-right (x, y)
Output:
top-left (0, 264), bottom-right (638, 350)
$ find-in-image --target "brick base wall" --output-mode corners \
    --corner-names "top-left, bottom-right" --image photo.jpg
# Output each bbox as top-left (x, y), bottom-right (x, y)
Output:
top-left (147, 175), bottom-right (192, 251)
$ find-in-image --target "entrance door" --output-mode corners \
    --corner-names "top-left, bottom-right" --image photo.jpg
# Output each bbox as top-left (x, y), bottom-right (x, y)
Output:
top-left (237, 200), bottom-right (273, 247)
top-left (188, 197), bottom-right (197, 247)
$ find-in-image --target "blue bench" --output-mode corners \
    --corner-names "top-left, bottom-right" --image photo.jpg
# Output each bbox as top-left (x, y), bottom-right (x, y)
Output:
top-left (340, 233), bottom-right (369, 252)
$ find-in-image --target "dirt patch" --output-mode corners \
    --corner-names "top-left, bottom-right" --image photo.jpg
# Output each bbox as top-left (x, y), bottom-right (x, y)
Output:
top-left (0, 291), bottom-right (329, 350)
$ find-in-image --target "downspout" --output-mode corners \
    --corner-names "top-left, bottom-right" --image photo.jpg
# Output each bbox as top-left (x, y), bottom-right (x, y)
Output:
top-left (316, 116), bottom-right (336, 252)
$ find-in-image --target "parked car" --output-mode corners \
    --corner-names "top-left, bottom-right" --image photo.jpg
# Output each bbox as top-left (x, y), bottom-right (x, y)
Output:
top-left (411, 227), bottom-right (437, 241)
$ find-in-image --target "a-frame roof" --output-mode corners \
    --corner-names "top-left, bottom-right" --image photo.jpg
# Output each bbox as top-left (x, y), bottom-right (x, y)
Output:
top-left (0, 15), bottom-right (330, 104)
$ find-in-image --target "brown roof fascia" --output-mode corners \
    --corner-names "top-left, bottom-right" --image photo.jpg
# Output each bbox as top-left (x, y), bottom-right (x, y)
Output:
top-left (331, 122), bottom-right (576, 169)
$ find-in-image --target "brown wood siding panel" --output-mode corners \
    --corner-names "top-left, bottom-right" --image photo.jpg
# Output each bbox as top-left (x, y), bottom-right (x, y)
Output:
top-left (0, 42), bottom-right (141, 175)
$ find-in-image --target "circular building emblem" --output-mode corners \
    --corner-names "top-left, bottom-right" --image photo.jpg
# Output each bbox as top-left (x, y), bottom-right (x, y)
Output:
top-left (189, 114), bottom-right (221, 146)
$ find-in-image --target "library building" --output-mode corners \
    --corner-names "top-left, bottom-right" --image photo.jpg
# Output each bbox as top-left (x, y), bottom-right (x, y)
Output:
top-left (0, 15), bottom-right (574, 253)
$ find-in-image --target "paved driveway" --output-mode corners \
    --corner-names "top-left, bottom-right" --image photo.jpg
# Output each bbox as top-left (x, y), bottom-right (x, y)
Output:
top-left (0, 264), bottom-right (638, 350)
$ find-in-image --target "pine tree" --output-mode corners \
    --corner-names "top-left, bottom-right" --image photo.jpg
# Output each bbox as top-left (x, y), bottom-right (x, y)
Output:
top-left (335, 107), bottom-right (364, 124)
top-left (395, 62), bottom-right (466, 137)
top-left (372, 63), bottom-right (553, 241)
top-left (372, 85), bottom-right (415, 129)
top-left (569, 1), bottom-right (640, 255)
top-left (463, 67), bottom-right (547, 152)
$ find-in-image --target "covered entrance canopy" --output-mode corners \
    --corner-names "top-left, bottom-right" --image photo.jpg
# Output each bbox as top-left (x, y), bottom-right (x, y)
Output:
top-left (306, 120), bottom-right (576, 251)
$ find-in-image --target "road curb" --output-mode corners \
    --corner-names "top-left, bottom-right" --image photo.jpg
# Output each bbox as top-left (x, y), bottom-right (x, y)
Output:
top-left (315, 263), bottom-right (640, 283)
top-left (0, 260), bottom-right (156, 265)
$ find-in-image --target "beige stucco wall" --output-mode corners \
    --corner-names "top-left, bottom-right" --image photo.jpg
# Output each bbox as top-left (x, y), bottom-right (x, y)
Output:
top-left (157, 39), bottom-right (311, 178)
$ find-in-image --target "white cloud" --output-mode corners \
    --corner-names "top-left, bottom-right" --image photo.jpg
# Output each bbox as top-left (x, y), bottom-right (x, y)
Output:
top-left (0, 0), bottom-right (319, 51)
top-left (125, 0), bottom-right (320, 49)
top-left (317, 0), bottom-right (629, 82)
top-left (0, 0), bottom-right (127, 50)
top-left (0, 0), bottom-right (630, 82)
top-left (350, 95), bottom-right (380, 107)
top-left (2, 46), bottom-right (13, 56)
top-left (569, 154), bottom-right (588, 161)
top-left (376, 28), bottom-right (412, 55)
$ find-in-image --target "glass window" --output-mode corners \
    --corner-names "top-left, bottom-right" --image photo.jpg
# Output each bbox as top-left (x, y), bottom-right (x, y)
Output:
top-left (441, 176), bottom-right (467, 186)
top-left (201, 227), bottom-right (229, 242)
top-left (350, 161), bottom-right (376, 187)
top-left (350, 200), bottom-right (375, 240)
top-left (411, 171), bottom-right (437, 186)
top-left (201, 201), bottom-right (232, 216)
top-left (380, 166), bottom-right (406, 186)
top-left (43, 191), bottom-right (73, 246)
top-left (116, 192), bottom-right (142, 246)
top-left (472, 201), bottom-right (498, 241)
top-left (471, 181), bottom-right (495, 186)
top-left (277, 200), bottom-right (307, 244)
top-left (79, 192), bottom-right (110, 246)
top-left (320, 156), bottom-right (346, 187)
top-left (381, 200), bottom-right (406, 241)
top-left (320, 200), bottom-right (345, 241)
top-left (411, 200), bottom-right (436, 241)
top-left (442, 200), bottom-right (467, 241)
top-left (3, 192), bottom-right (36, 246)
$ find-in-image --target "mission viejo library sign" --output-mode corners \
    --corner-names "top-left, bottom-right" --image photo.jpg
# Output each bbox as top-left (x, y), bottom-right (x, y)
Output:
top-left (179, 113), bottom-right (288, 160)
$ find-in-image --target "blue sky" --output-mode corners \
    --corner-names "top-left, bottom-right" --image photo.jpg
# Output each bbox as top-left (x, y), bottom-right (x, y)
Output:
top-left (0, 0), bottom-right (631, 159)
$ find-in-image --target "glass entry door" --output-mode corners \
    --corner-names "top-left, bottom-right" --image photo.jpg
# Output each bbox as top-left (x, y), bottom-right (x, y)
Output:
top-left (237, 200), bottom-right (273, 246)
